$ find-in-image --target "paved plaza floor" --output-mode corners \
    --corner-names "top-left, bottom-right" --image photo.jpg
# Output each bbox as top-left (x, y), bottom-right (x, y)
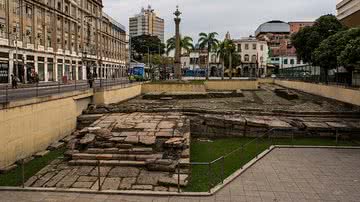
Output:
top-left (1, 148), bottom-right (360, 202)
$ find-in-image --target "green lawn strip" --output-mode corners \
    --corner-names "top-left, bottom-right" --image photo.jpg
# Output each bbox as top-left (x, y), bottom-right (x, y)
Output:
top-left (0, 148), bottom-right (66, 186)
top-left (185, 137), bottom-right (358, 192)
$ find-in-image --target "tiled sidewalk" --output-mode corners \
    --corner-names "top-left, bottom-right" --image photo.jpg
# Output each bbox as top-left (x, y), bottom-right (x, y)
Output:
top-left (1, 148), bottom-right (360, 202)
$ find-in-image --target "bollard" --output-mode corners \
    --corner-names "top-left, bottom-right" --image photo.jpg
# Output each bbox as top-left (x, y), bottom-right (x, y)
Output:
top-left (208, 163), bottom-right (211, 193)
top-left (177, 163), bottom-right (181, 193)
top-left (221, 157), bottom-right (225, 184)
top-left (21, 159), bottom-right (25, 188)
top-left (97, 160), bottom-right (101, 191)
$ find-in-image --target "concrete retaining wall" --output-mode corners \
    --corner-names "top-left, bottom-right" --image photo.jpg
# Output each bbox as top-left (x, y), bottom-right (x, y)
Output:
top-left (0, 91), bottom-right (93, 169)
top-left (275, 80), bottom-right (360, 106)
top-left (94, 84), bottom-right (142, 105)
top-left (204, 80), bottom-right (258, 91)
top-left (141, 83), bottom-right (207, 93)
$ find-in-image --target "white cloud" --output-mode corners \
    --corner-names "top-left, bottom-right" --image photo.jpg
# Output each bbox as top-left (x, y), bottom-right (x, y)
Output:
top-left (103, 0), bottom-right (336, 42)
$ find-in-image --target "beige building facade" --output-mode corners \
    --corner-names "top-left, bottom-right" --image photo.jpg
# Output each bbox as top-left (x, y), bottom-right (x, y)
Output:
top-left (337, 0), bottom-right (360, 27)
top-left (129, 5), bottom-right (164, 43)
top-left (0, 0), bottom-right (127, 84)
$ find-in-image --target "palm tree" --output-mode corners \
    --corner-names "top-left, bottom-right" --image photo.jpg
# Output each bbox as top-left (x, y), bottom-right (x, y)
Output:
top-left (166, 36), bottom-right (194, 55)
top-left (198, 32), bottom-right (219, 79)
top-left (216, 39), bottom-right (236, 80)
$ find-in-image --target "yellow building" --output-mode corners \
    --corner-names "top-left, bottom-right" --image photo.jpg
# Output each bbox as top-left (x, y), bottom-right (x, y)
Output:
top-left (0, 0), bottom-right (127, 84)
top-left (337, 0), bottom-right (360, 27)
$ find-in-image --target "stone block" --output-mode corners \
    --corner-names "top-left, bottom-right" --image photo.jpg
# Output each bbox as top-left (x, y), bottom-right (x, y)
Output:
top-left (72, 181), bottom-right (94, 189)
top-left (108, 167), bottom-right (139, 178)
top-left (124, 135), bottom-right (139, 144)
top-left (137, 170), bottom-right (168, 185)
top-left (119, 177), bottom-right (137, 190)
top-left (0, 164), bottom-right (17, 173)
top-left (139, 136), bottom-right (156, 145)
top-left (77, 176), bottom-right (98, 182)
top-left (47, 142), bottom-right (65, 150)
top-left (34, 150), bottom-right (50, 157)
top-left (101, 177), bottom-right (121, 190)
top-left (155, 131), bottom-right (173, 137)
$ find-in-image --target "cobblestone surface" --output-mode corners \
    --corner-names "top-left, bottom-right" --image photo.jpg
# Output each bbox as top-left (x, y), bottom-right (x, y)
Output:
top-left (2, 148), bottom-right (360, 201)
top-left (26, 113), bottom-right (191, 192)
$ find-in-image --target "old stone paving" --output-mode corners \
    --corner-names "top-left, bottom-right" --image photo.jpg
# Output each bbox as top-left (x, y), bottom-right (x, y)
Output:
top-left (1, 148), bottom-right (360, 201)
top-left (25, 113), bottom-right (191, 192)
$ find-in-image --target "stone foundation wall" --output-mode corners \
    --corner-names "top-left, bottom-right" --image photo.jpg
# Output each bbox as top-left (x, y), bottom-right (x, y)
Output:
top-left (141, 83), bottom-right (206, 93)
top-left (275, 80), bottom-right (360, 106)
top-left (204, 80), bottom-right (258, 91)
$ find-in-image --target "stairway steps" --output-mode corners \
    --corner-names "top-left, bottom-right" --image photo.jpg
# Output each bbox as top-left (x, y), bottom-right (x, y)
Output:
top-left (72, 153), bottom-right (162, 161)
top-left (86, 147), bottom-right (153, 155)
top-left (68, 160), bottom-right (146, 167)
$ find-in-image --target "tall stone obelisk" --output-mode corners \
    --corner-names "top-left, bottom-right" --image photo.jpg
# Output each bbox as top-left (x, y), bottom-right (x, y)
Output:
top-left (174, 6), bottom-right (182, 80)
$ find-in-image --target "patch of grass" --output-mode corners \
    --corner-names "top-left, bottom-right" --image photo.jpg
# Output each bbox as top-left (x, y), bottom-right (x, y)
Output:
top-left (185, 137), bottom-right (358, 192)
top-left (0, 148), bottom-right (66, 186)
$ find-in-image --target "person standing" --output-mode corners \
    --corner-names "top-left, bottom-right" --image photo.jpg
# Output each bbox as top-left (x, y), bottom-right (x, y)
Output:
top-left (11, 74), bottom-right (18, 89)
top-left (88, 72), bottom-right (94, 88)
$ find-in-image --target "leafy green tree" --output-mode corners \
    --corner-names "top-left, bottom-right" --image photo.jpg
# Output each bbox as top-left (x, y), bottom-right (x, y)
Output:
top-left (313, 28), bottom-right (360, 82)
top-left (338, 37), bottom-right (360, 67)
top-left (291, 14), bottom-right (346, 64)
top-left (131, 35), bottom-right (165, 60)
top-left (166, 36), bottom-right (194, 55)
top-left (198, 32), bottom-right (219, 79)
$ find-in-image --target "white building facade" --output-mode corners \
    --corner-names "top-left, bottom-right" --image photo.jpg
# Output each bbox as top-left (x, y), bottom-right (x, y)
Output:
top-left (233, 37), bottom-right (269, 77)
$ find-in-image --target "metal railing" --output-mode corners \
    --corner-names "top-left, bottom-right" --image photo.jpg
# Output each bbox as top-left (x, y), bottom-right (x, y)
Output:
top-left (0, 78), bottom-right (134, 106)
top-left (9, 128), bottom-right (353, 192)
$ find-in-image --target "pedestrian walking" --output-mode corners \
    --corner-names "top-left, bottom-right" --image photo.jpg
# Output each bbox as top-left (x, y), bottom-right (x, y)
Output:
top-left (88, 72), bottom-right (94, 88)
top-left (11, 74), bottom-right (18, 89)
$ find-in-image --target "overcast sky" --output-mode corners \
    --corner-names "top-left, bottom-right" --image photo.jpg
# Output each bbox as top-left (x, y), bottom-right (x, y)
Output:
top-left (103, 0), bottom-right (336, 42)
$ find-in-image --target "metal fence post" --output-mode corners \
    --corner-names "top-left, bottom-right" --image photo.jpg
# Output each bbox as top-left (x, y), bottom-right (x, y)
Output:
top-left (255, 138), bottom-right (258, 158)
top-left (75, 79), bottom-right (77, 90)
top-left (221, 156), bottom-right (225, 184)
top-left (291, 132), bottom-right (294, 146)
top-left (58, 81), bottom-right (61, 93)
top-left (208, 163), bottom-right (211, 193)
top-left (21, 159), bottom-right (25, 188)
top-left (335, 129), bottom-right (339, 146)
top-left (97, 160), bottom-right (101, 191)
top-left (240, 146), bottom-right (244, 169)
top-left (177, 162), bottom-right (181, 193)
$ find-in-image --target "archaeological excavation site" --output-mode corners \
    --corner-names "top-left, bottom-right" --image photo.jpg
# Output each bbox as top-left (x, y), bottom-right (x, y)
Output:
top-left (19, 83), bottom-right (360, 192)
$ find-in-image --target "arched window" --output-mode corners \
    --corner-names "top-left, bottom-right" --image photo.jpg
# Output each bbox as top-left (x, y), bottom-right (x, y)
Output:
top-left (251, 55), bottom-right (257, 62)
top-left (244, 54), bottom-right (249, 62)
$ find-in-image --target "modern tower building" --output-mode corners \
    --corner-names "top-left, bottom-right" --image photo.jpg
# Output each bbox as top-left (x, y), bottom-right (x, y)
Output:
top-left (129, 5), bottom-right (165, 43)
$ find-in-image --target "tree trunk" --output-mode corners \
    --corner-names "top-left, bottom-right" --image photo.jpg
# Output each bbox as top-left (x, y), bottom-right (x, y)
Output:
top-left (229, 53), bottom-right (233, 80)
top-left (206, 52), bottom-right (210, 80)
top-left (221, 59), bottom-right (225, 80)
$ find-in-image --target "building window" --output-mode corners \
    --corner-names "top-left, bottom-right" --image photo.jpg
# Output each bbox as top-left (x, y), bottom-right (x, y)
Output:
top-left (290, 59), bottom-right (294, 65)
top-left (245, 44), bottom-right (249, 50)
top-left (26, 5), bottom-right (32, 17)
top-left (260, 45), bottom-right (263, 51)
top-left (237, 44), bottom-right (241, 52)
top-left (252, 44), bottom-right (256, 50)
top-left (251, 55), bottom-right (257, 62)
top-left (244, 54), bottom-right (249, 62)
top-left (0, 0), bottom-right (5, 10)
top-left (284, 59), bottom-right (288, 64)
